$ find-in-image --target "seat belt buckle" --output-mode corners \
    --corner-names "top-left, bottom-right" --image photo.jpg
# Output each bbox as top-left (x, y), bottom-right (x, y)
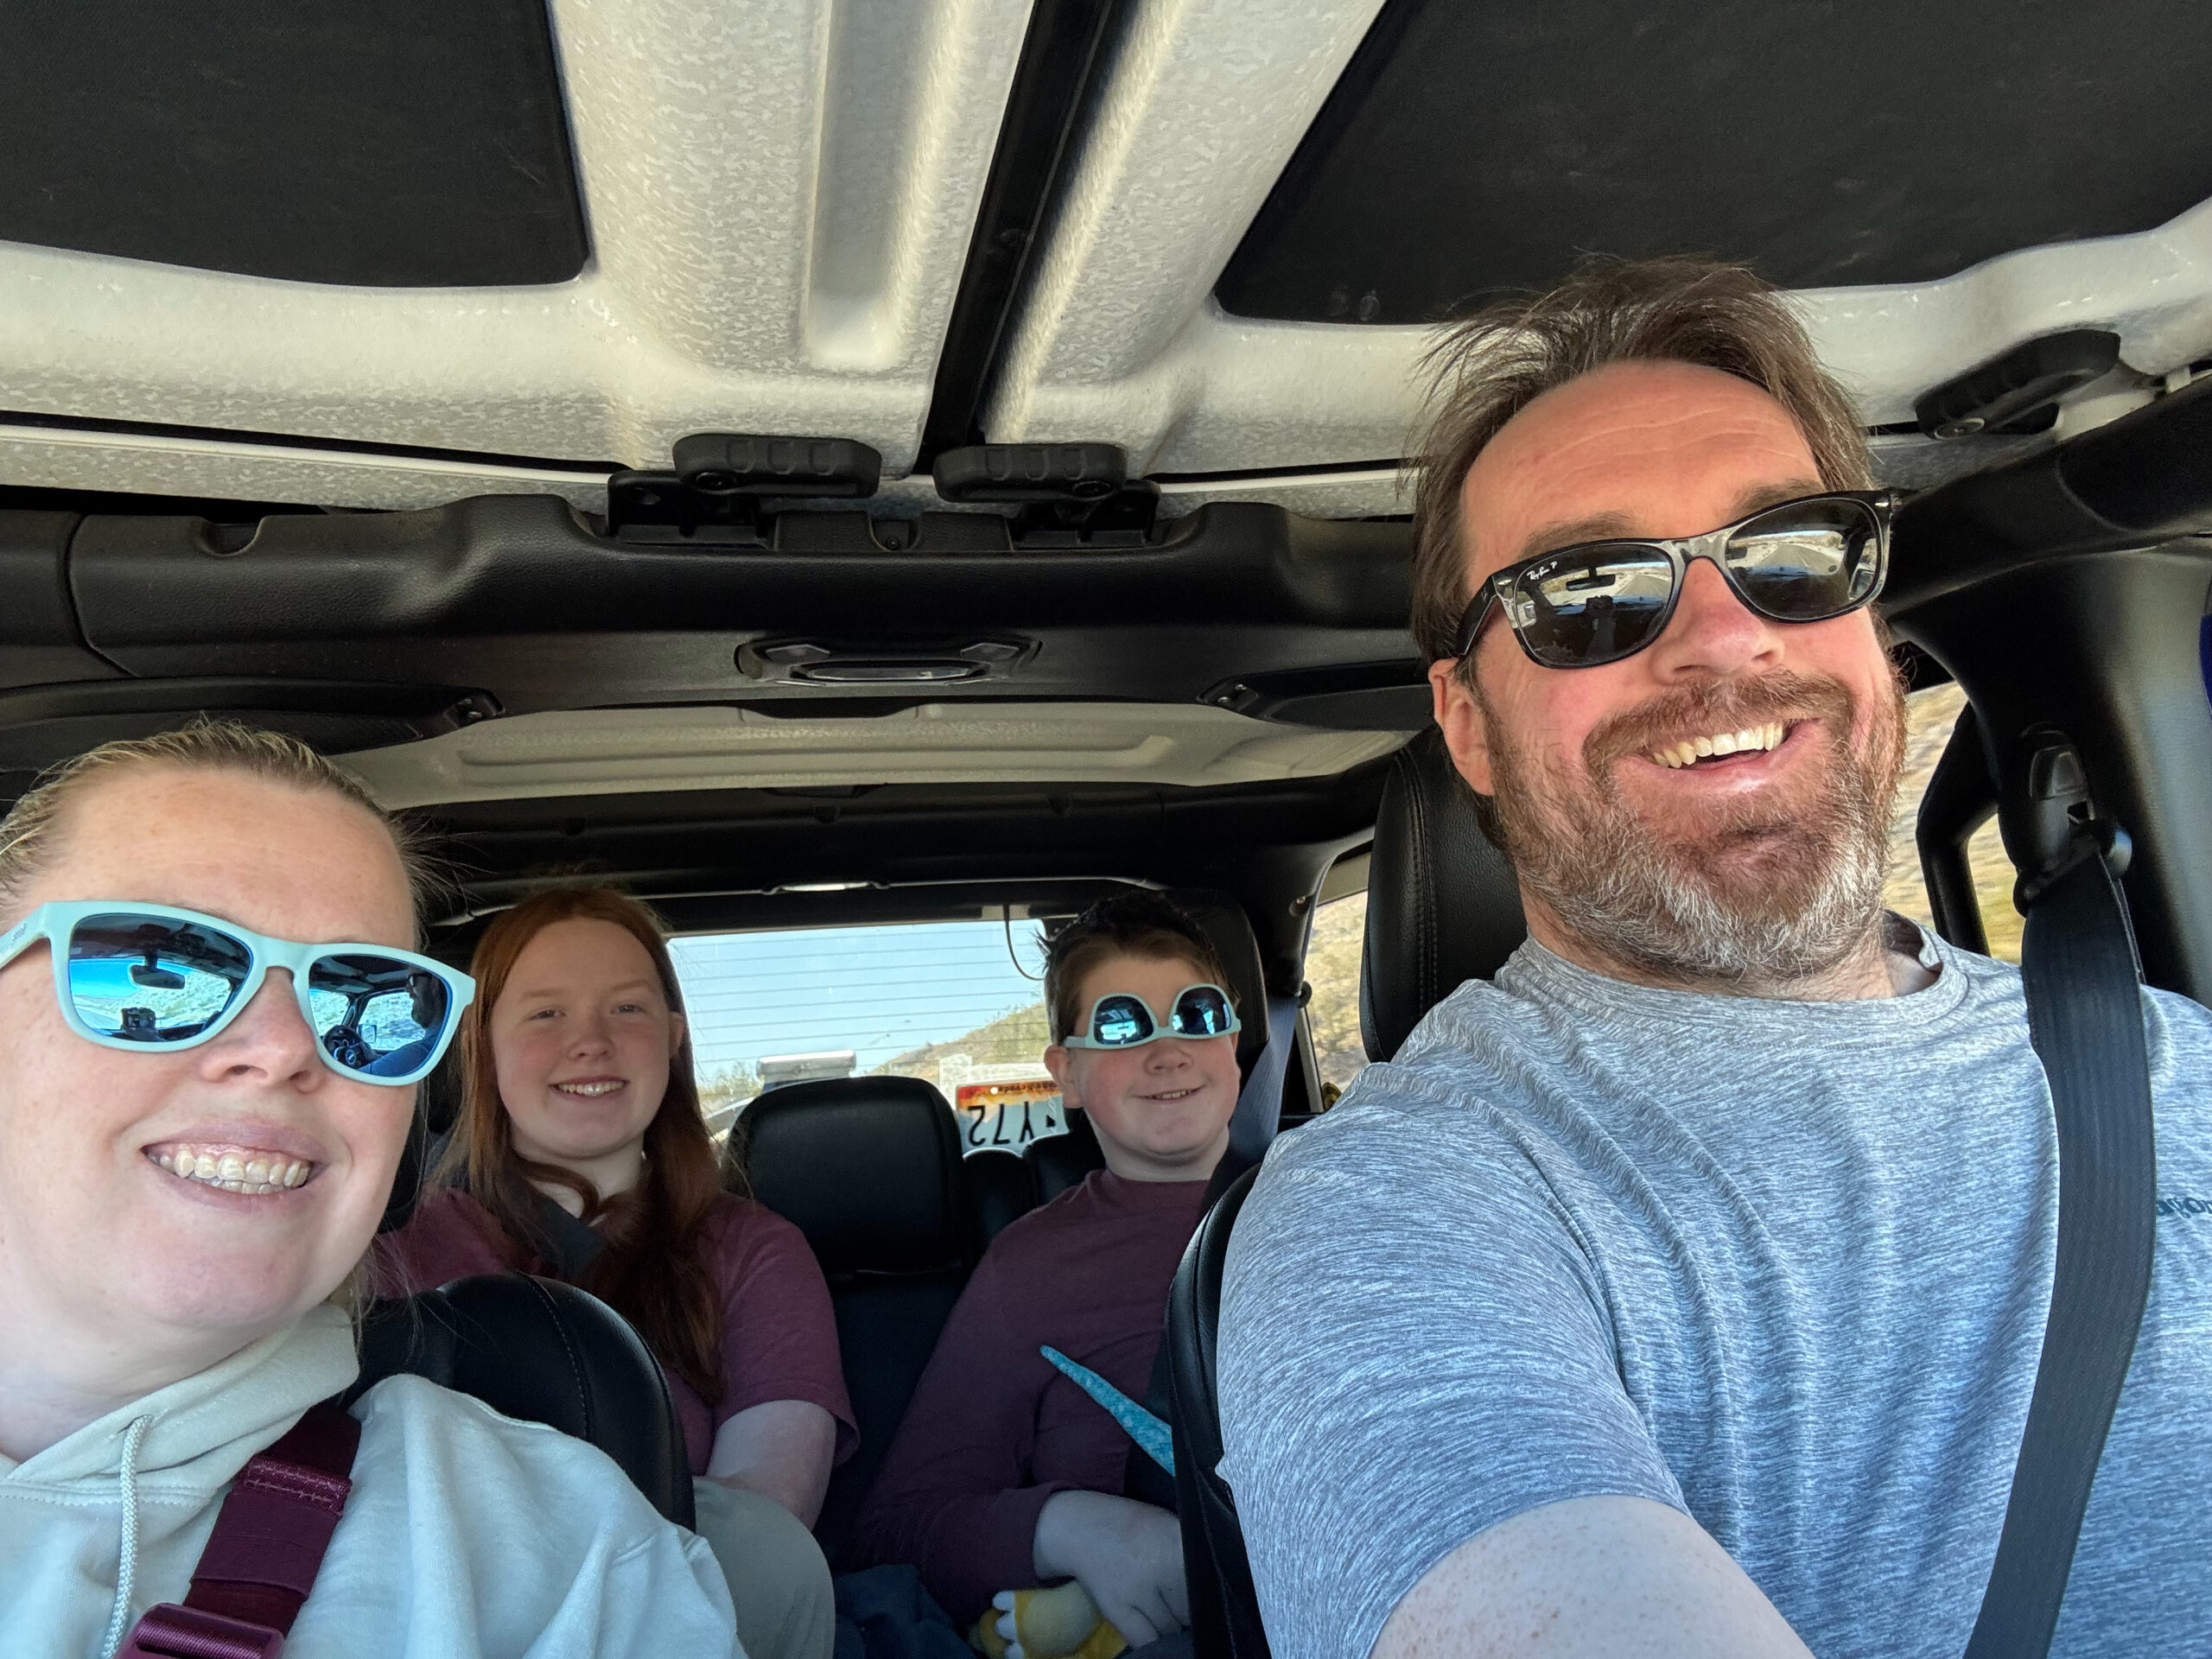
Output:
top-left (119, 1601), bottom-right (286, 1658)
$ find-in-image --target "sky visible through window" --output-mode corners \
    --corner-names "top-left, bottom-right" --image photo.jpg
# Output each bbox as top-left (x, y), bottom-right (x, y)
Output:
top-left (668, 918), bottom-right (1050, 1092)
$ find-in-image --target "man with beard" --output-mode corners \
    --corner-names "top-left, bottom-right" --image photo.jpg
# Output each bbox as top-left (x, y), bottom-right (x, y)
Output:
top-left (1214, 257), bottom-right (2211, 1659)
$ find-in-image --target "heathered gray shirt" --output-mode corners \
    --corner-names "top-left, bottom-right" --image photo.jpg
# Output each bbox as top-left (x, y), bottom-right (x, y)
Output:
top-left (1217, 925), bottom-right (2212, 1659)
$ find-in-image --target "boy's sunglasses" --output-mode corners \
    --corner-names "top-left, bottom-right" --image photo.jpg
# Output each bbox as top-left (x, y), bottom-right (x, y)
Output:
top-left (0, 900), bottom-right (475, 1086)
top-left (1450, 491), bottom-right (1896, 671)
top-left (1061, 982), bottom-right (1241, 1050)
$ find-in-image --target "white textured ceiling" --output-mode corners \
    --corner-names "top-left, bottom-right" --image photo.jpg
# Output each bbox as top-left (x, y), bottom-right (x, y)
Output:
top-left (6, 0), bottom-right (2211, 518)
top-left (0, 0), bottom-right (1030, 498)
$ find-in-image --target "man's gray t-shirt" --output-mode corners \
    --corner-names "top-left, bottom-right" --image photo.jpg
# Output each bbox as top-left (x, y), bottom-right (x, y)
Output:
top-left (1217, 928), bottom-right (2212, 1659)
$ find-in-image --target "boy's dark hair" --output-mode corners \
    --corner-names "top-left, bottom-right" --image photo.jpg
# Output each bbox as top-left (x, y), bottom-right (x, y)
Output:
top-left (1045, 890), bottom-right (1234, 1044)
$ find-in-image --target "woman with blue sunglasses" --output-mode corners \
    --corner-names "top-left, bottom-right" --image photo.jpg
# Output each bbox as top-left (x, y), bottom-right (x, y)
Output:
top-left (0, 723), bottom-right (738, 1658)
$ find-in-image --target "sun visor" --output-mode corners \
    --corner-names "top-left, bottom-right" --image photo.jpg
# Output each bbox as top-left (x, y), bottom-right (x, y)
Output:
top-left (0, 0), bottom-right (1030, 508)
top-left (982, 0), bottom-right (2212, 518)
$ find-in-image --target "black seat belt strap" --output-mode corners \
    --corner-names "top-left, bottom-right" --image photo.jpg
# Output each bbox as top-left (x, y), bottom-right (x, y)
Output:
top-left (1965, 736), bottom-right (2158, 1659)
top-left (1128, 988), bottom-right (1300, 1509)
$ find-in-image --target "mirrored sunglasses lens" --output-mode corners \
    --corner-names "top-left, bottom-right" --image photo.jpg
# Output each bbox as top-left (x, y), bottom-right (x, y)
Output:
top-left (1726, 500), bottom-right (1880, 619)
top-left (1090, 994), bottom-right (1154, 1046)
top-left (67, 914), bottom-right (251, 1043)
top-left (1513, 550), bottom-right (1675, 665)
top-left (1170, 986), bottom-right (1236, 1037)
top-left (308, 953), bottom-right (451, 1077)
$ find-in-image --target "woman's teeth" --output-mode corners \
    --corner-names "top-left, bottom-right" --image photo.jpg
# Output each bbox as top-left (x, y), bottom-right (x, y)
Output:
top-left (149, 1147), bottom-right (313, 1195)
top-left (1649, 721), bottom-right (1786, 770)
top-left (554, 1080), bottom-right (624, 1097)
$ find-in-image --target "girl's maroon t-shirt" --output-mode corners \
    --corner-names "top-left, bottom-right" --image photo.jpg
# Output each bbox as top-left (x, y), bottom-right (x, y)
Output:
top-left (380, 1186), bottom-right (857, 1477)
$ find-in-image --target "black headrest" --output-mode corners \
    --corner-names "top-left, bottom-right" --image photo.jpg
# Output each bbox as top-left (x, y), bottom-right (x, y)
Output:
top-left (1158, 889), bottom-right (1269, 1077)
top-left (1027, 1106), bottom-right (1106, 1205)
top-left (1358, 727), bottom-right (1527, 1063)
top-left (350, 1272), bottom-right (694, 1529)
top-left (745, 1076), bottom-right (969, 1274)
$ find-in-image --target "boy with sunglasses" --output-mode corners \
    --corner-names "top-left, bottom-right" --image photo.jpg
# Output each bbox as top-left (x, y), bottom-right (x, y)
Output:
top-left (851, 891), bottom-right (1243, 1656)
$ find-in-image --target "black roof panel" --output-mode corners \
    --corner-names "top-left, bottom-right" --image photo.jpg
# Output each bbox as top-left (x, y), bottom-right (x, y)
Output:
top-left (1217, 0), bottom-right (2212, 322)
top-left (0, 0), bottom-right (587, 287)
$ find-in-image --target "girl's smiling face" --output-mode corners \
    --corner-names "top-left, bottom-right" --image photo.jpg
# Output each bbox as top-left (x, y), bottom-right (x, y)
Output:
top-left (489, 917), bottom-right (684, 1173)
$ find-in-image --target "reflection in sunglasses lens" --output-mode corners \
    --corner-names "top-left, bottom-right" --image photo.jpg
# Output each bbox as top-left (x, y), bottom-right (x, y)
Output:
top-left (1518, 551), bottom-right (1673, 666)
top-left (1173, 987), bottom-right (1234, 1036)
top-left (309, 953), bottom-right (449, 1078)
top-left (1092, 995), bottom-right (1152, 1046)
top-left (68, 915), bottom-right (249, 1043)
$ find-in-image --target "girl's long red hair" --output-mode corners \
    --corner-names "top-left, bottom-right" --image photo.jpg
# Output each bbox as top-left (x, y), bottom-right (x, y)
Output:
top-left (441, 887), bottom-right (734, 1404)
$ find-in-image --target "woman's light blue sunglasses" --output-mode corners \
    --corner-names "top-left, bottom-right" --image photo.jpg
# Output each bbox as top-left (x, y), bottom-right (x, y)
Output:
top-left (0, 900), bottom-right (475, 1086)
top-left (1060, 982), bottom-right (1241, 1049)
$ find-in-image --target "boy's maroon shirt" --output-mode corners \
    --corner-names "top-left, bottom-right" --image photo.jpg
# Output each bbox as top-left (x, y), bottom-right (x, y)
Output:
top-left (849, 1167), bottom-right (1211, 1624)
top-left (380, 1186), bottom-right (856, 1477)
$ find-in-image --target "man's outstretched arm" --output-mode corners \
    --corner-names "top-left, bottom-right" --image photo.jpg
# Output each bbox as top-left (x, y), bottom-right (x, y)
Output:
top-left (1376, 1496), bottom-right (1814, 1659)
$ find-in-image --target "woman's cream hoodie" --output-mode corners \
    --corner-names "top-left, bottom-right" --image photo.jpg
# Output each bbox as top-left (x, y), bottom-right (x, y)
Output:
top-left (0, 1305), bottom-right (738, 1657)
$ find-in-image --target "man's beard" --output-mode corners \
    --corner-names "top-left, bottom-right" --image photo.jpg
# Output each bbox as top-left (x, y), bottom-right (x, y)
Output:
top-left (1483, 668), bottom-right (1907, 994)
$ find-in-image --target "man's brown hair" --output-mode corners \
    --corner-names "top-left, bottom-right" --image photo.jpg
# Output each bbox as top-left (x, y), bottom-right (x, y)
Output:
top-left (1407, 255), bottom-right (1877, 664)
top-left (1045, 889), bottom-right (1233, 1045)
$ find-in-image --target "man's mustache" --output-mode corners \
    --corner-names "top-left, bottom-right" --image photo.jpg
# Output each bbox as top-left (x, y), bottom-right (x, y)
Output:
top-left (1581, 671), bottom-right (1859, 778)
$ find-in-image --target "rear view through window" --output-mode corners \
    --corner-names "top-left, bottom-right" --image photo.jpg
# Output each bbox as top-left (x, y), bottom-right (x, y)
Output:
top-left (668, 918), bottom-right (1067, 1152)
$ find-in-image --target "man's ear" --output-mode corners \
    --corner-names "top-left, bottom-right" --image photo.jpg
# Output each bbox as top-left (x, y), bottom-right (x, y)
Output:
top-left (1428, 658), bottom-right (1496, 795)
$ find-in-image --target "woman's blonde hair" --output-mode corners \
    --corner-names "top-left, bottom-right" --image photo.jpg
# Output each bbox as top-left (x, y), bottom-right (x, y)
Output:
top-left (0, 718), bottom-right (425, 924)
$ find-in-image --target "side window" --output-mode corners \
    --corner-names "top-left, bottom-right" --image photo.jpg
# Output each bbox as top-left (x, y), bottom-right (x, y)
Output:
top-left (1888, 682), bottom-right (2023, 963)
top-left (1304, 888), bottom-right (1369, 1105)
top-left (667, 918), bottom-right (1067, 1153)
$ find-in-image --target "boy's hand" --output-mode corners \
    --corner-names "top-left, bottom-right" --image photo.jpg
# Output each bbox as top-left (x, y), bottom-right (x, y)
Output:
top-left (1033, 1490), bottom-right (1189, 1649)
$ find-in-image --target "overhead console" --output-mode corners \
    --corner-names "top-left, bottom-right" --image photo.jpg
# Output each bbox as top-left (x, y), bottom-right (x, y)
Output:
top-left (0, 492), bottom-right (1426, 797)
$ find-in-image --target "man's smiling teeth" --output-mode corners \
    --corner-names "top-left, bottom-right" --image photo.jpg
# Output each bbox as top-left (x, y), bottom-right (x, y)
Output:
top-left (554, 1080), bottom-right (624, 1097)
top-left (150, 1147), bottom-right (312, 1195)
top-left (1649, 722), bottom-right (1787, 769)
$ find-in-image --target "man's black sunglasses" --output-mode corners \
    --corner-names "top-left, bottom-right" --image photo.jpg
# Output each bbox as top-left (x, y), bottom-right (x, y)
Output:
top-left (1448, 490), bottom-right (1898, 671)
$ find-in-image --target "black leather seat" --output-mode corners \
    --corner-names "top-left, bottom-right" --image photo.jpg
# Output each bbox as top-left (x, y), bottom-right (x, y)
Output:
top-left (350, 1272), bottom-right (696, 1528)
top-left (1359, 728), bottom-right (1528, 1062)
top-left (965, 1145), bottom-right (1036, 1249)
top-left (1024, 1104), bottom-right (1105, 1204)
top-left (743, 1074), bottom-right (975, 1559)
top-left (1166, 728), bottom-right (1529, 1657)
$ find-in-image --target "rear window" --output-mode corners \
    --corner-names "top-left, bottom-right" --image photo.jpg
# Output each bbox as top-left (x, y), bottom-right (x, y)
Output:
top-left (667, 918), bottom-right (1067, 1153)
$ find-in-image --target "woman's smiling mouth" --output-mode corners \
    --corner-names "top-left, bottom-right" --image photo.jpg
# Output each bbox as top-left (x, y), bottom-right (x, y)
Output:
top-left (145, 1142), bottom-right (316, 1195)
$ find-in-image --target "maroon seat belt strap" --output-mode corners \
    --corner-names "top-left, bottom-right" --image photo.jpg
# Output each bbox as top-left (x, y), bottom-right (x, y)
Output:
top-left (118, 1395), bottom-right (362, 1659)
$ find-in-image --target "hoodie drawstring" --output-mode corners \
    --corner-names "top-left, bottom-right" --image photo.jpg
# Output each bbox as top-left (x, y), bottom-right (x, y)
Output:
top-left (99, 1414), bottom-right (151, 1659)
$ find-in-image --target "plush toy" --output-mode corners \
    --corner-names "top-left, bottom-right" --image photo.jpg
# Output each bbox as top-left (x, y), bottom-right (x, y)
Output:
top-left (970, 1582), bottom-right (1127, 1659)
top-left (967, 1347), bottom-right (1175, 1659)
